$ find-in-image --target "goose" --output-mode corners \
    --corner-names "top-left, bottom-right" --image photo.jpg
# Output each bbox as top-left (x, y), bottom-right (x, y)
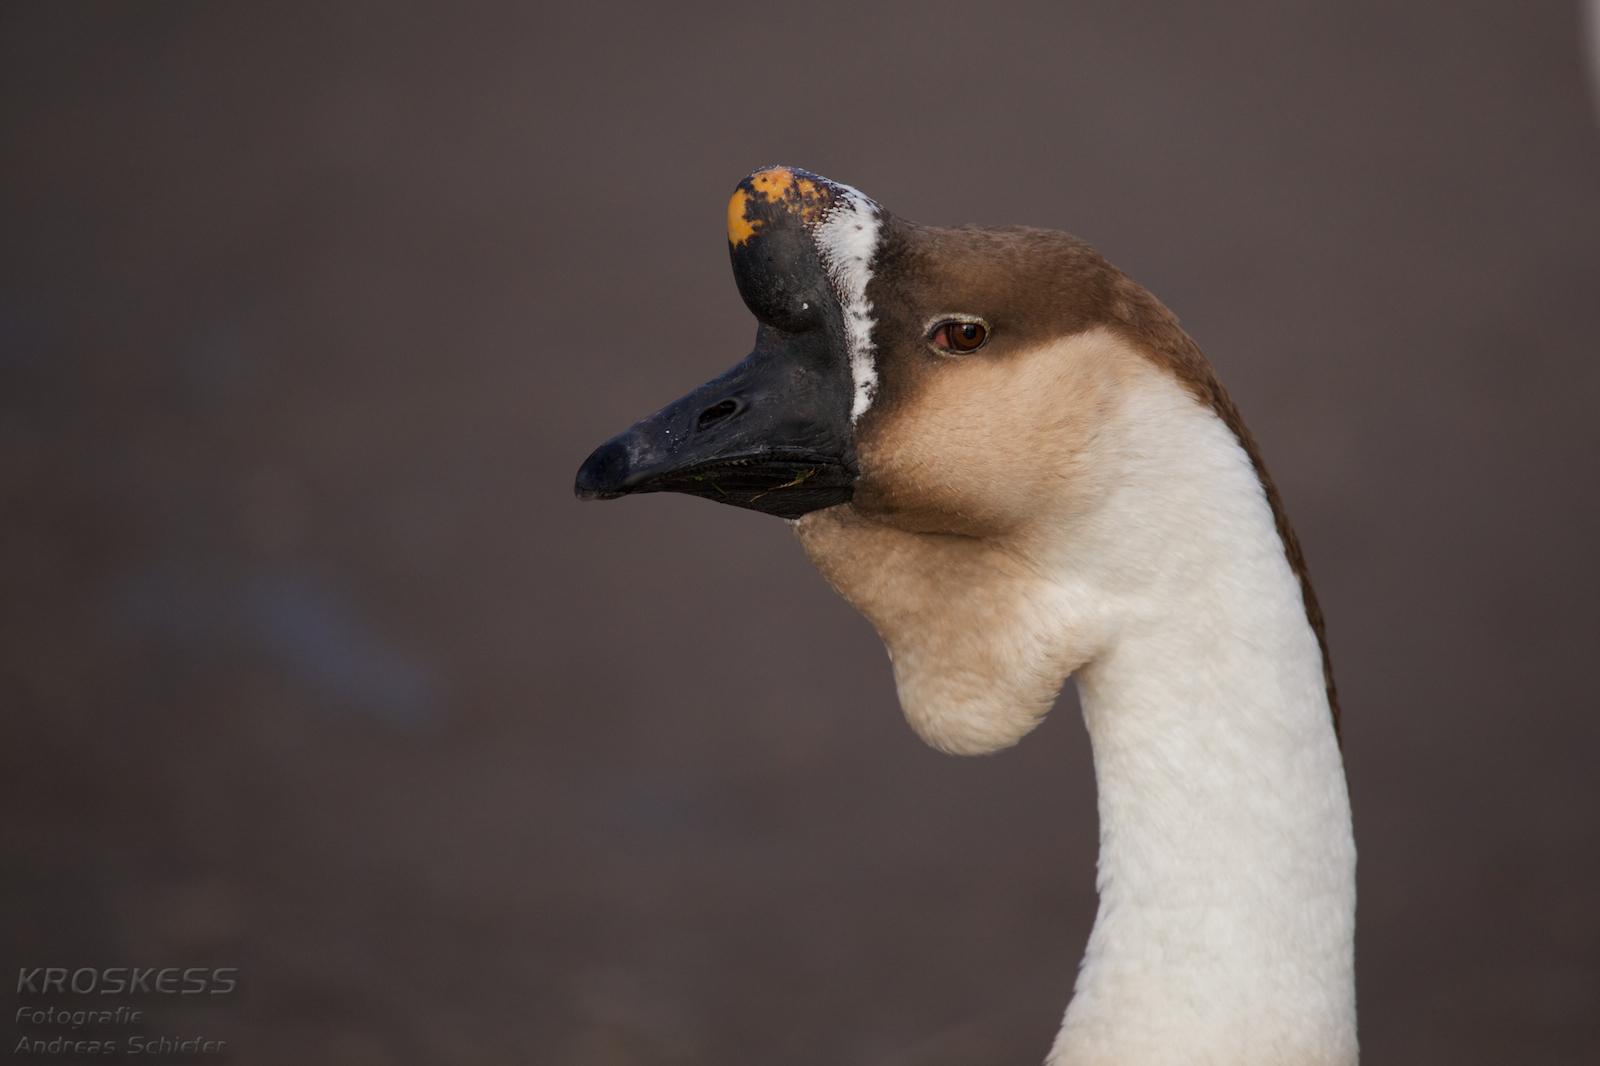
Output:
top-left (575, 167), bottom-right (1356, 1066)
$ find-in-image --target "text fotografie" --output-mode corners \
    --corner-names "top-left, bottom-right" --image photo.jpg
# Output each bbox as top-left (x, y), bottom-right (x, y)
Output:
top-left (16, 1006), bottom-right (145, 1028)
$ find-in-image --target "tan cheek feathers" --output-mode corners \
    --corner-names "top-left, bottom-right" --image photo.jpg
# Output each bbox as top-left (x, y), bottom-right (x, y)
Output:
top-left (792, 330), bottom-right (1144, 754)
top-left (848, 329), bottom-right (1133, 539)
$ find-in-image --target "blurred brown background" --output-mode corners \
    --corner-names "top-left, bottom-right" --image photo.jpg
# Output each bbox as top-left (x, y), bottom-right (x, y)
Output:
top-left (2, 2), bottom-right (1597, 1064)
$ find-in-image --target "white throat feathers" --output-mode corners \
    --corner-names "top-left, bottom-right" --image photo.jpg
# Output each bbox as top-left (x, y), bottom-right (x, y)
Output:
top-left (793, 329), bottom-right (1356, 1066)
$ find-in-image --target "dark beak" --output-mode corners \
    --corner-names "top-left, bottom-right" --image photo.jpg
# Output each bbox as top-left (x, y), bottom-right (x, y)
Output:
top-left (574, 325), bottom-right (858, 519)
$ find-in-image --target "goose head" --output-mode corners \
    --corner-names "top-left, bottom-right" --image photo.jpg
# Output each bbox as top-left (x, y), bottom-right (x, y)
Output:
top-left (575, 166), bottom-right (1321, 757)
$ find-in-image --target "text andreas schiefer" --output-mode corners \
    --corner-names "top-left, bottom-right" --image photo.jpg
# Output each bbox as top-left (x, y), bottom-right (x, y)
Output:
top-left (15, 968), bottom-right (237, 1058)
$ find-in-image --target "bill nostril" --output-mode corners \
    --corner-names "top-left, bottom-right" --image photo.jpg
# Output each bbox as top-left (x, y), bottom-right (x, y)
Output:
top-left (697, 399), bottom-right (738, 430)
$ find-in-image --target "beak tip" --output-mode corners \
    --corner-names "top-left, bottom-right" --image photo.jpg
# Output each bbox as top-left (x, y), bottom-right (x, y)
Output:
top-left (575, 438), bottom-right (631, 502)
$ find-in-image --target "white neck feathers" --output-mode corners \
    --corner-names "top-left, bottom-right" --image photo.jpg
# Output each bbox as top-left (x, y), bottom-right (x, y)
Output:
top-left (1045, 362), bottom-right (1356, 1066)
top-left (793, 333), bottom-right (1356, 1066)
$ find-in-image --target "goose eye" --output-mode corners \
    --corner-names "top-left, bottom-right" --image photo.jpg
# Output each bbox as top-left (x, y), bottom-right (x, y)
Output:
top-left (932, 320), bottom-right (988, 352)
